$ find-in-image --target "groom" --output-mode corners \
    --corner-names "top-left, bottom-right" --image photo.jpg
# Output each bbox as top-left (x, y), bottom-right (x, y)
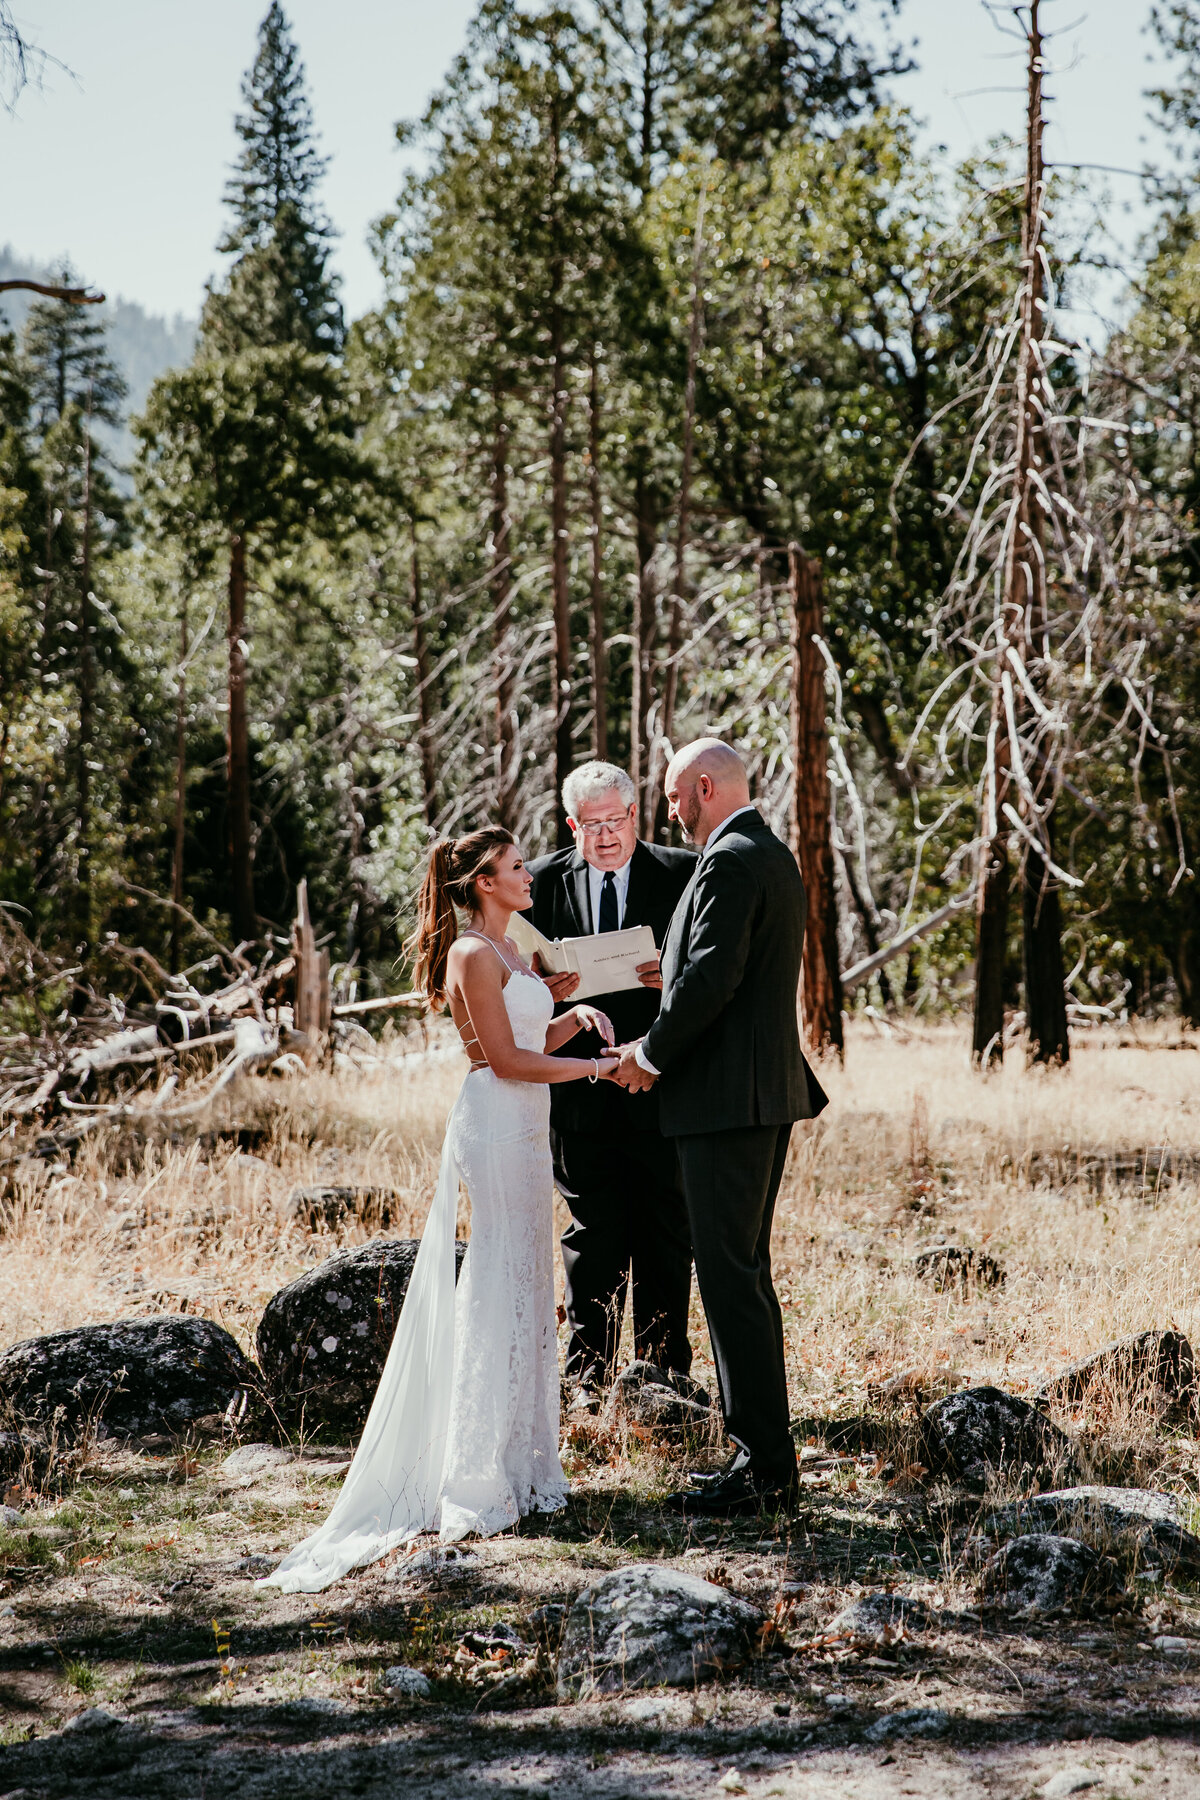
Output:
top-left (614, 738), bottom-right (828, 1515)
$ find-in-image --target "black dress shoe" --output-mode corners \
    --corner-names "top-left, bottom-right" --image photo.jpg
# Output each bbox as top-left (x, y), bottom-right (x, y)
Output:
top-left (664, 1463), bottom-right (799, 1517)
top-left (687, 1447), bottom-right (751, 1487)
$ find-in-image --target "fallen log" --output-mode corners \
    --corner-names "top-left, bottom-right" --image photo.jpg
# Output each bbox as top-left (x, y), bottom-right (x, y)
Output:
top-left (332, 994), bottom-right (425, 1019)
top-left (840, 889), bottom-right (976, 995)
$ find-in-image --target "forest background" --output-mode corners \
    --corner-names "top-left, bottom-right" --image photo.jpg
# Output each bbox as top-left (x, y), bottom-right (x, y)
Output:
top-left (5, 0), bottom-right (1200, 1059)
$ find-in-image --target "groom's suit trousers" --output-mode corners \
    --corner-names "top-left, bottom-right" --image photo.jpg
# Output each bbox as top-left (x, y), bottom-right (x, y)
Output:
top-left (676, 1122), bottom-right (795, 1478)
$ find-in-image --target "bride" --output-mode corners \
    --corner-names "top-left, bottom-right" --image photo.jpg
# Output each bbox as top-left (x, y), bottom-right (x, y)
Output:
top-left (263, 827), bottom-right (619, 1594)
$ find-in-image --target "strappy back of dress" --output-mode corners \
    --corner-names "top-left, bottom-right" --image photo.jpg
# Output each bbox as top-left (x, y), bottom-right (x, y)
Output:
top-left (453, 931), bottom-right (535, 1071)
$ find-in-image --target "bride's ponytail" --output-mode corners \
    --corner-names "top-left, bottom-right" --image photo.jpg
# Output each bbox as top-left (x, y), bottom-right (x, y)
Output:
top-left (405, 826), bottom-right (516, 1009)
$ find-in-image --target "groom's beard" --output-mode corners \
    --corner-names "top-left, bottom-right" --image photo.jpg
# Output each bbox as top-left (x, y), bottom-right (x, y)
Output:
top-left (677, 793), bottom-right (703, 842)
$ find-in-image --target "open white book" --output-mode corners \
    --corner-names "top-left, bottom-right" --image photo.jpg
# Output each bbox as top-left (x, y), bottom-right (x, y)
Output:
top-left (507, 914), bottom-right (658, 1002)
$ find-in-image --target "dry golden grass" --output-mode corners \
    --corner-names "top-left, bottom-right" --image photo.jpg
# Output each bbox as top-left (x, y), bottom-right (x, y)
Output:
top-left (3, 1018), bottom-right (1200, 1492)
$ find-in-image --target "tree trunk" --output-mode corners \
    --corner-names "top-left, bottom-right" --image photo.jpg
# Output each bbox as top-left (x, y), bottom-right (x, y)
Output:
top-left (488, 415), bottom-right (517, 830)
top-left (587, 351), bottom-right (608, 762)
top-left (170, 594), bottom-right (188, 972)
top-left (547, 93), bottom-right (573, 848)
top-left (227, 530), bottom-right (257, 943)
top-left (631, 472), bottom-right (657, 821)
top-left (972, 686), bottom-right (1012, 1065)
top-left (788, 544), bottom-right (844, 1057)
top-left (655, 182), bottom-right (706, 839)
top-left (1023, 833), bottom-right (1069, 1064)
top-left (75, 415), bottom-right (95, 951)
top-left (973, 0), bottom-right (1066, 1066)
top-left (410, 521), bottom-right (439, 832)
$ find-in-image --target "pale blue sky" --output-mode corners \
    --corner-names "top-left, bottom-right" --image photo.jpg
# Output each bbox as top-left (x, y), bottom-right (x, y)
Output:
top-left (0, 0), bottom-right (1168, 327)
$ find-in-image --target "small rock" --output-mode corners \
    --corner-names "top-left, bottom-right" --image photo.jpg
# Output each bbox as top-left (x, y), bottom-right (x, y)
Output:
top-left (1152, 1634), bottom-right (1192, 1653)
top-left (980, 1533), bottom-right (1124, 1614)
top-left (257, 1238), bottom-right (467, 1433)
top-left (989, 1485), bottom-right (1200, 1576)
top-left (603, 1361), bottom-right (712, 1432)
top-left (556, 1563), bottom-right (763, 1699)
top-left (385, 1544), bottom-right (479, 1585)
top-left (62, 1707), bottom-right (122, 1734)
top-left (625, 1696), bottom-right (669, 1723)
top-left (286, 1186), bottom-right (400, 1231)
top-left (1037, 1330), bottom-right (1196, 1412)
top-left (220, 1443), bottom-right (296, 1481)
top-left (234, 1554), bottom-right (278, 1577)
top-left (382, 1666), bottom-right (431, 1698)
top-left (828, 1592), bottom-right (931, 1644)
top-left (921, 1386), bottom-right (1078, 1489)
top-left (460, 1622), bottom-right (529, 1658)
top-left (822, 1691), bottom-right (853, 1709)
top-left (1039, 1773), bottom-right (1100, 1799)
top-left (0, 1317), bottom-right (256, 1440)
top-left (912, 1244), bottom-right (1004, 1291)
top-left (863, 1706), bottom-right (950, 1743)
top-left (0, 1504), bottom-right (23, 1527)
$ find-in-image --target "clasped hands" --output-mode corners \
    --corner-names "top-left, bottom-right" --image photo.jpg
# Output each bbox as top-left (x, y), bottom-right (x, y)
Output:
top-left (567, 1008), bottom-right (654, 1090)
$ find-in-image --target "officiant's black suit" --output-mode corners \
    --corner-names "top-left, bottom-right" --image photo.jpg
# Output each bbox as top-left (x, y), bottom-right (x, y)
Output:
top-left (642, 809), bottom-right (828, 1480)
top-left (523, 839), bottom-right (697, 1384)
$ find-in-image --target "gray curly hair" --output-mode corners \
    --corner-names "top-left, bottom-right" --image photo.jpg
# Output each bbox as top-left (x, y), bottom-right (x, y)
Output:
top-left (561, 760), bottom-right (637, 819)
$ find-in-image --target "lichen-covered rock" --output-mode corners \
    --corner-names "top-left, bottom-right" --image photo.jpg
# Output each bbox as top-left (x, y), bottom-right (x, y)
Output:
top-left (828, 1592), bottom-right (932, 1644)
top-left (556, 1564), bottom-right (763, 1698)
top-left (980, 1533), bottom-right (1124, 1614)
top-left (863, 1706), bottom-right (950, 1744)
top-left (220, 1442), bottom-right (296, 1482)
top-left (0, 1318), bottom-right (256, 1439)
top-left (912, 1244), bottom-right (1005, 1292)
top-left (921, 1385), bottom-right (1078, 1489)
top-left (603, 1362), bottom-right (712, 1433)
top-left (256, 1238), bottom-right (467, 1433)
top-left (1036, 1330), bottom-right (1196, 1412)
top-left (285, 1186), bottom-right (399, 1231)
top-left (990, 1485), bottom-right (1200, 1576)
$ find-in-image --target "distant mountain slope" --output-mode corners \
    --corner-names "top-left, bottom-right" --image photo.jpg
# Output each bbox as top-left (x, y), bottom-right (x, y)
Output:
top-left (0, 245), bottom-right (196, 465)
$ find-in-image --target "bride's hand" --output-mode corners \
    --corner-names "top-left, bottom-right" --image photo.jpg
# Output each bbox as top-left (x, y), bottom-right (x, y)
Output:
top-left (595, 1053), bottom-right (621, 1079)
top-left (575, 1004), bottom-right (615, 1048)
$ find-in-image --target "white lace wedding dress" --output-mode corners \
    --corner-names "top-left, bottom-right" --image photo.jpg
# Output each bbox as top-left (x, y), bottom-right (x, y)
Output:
top-left (262, 959), bottom-right (569, 1594)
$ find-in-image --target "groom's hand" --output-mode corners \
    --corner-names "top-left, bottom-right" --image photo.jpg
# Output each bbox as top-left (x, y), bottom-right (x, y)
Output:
top-left (614, 1041), bottom-right (656, 1091)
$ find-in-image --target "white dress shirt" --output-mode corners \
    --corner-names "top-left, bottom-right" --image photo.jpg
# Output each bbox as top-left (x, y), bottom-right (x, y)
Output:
top-left (586, 855), bottom-right (632, 932)
top-left (635, 804), bottom-right (759, 1076)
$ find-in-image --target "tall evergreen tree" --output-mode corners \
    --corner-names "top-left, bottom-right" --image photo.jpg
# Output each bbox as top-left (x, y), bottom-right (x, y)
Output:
top-left (19, 274), bottom-right (127, 951)
top-left (140, 3), bottom-right (359, 942)
top-left (204, 0), bottom-right (342, 356)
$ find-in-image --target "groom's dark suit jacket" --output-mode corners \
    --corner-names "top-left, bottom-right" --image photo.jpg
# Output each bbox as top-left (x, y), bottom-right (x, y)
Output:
top-left (643, 808), bottom-right (829, 1136)
top-left (523, 838), bottom-right (697, 1131)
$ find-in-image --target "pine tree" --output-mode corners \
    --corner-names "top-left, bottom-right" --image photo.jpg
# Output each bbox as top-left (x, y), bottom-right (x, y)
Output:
top-left (139, 3), bottom-right (360, 943)
top-left (19, 274), bottom-right (127, 951)
top-left (203, 0), bottom-right (342, 355)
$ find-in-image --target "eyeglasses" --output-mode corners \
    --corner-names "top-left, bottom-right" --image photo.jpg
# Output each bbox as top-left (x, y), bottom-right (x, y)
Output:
top-left (573, 814), bottom-right (632, 837)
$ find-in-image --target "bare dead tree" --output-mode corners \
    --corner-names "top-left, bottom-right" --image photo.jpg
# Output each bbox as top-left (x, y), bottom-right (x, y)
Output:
top-left (912, 0), bottom-right (1180, 1066)
top-left (788, 544), bottom-right (844, 1056)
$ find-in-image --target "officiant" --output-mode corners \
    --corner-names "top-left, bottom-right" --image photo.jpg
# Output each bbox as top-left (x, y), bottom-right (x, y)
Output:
top-left (523, 761), bottom-right (697, 1408)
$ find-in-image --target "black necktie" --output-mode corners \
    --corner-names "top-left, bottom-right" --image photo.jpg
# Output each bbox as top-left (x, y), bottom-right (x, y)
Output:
top-left (598, 871), bottom-right (619, 933)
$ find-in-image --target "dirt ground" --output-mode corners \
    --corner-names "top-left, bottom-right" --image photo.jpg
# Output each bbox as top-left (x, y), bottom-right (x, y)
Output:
top-left (2, 1431), bottom-right (1200, 1798)
top-left (5, 1023), bottom-right (1200, 1796)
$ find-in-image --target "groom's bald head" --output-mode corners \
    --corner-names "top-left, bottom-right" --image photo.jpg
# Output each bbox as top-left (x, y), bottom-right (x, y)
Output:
top-left (665, 738), bottom-right (751, 846)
